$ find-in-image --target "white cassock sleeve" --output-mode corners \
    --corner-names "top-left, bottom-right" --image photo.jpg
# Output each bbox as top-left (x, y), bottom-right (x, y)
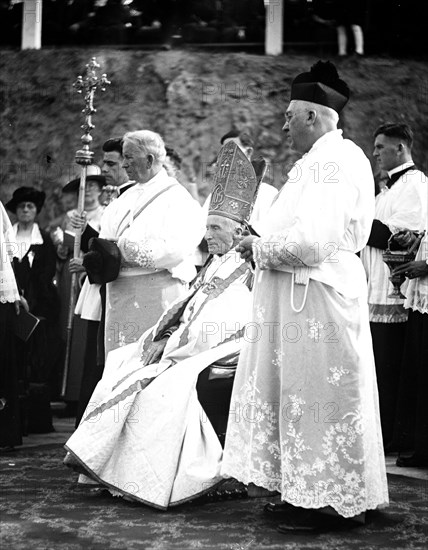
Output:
top-left (253, 168), bottom-right (359, 269)
top-left (382, 179), bottom-right (424, 234)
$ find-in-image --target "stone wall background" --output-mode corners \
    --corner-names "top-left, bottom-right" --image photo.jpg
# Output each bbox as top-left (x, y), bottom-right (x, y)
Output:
top-left (1, 49), bottom-right (427, 225)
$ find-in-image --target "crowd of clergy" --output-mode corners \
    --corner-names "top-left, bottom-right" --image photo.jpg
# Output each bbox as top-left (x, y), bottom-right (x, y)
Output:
top-left (1, 59), bottom-right (427, 533)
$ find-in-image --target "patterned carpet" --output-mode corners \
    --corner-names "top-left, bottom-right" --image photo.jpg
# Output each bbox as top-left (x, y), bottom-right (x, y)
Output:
top-left (1, 445), bottom-right (428, 550)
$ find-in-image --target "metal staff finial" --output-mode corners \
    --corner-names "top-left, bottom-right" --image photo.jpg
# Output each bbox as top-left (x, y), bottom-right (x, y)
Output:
top-left (61, 57), bottom-right (110, 399)
top-left (73, 57), bottom-right (111, 167)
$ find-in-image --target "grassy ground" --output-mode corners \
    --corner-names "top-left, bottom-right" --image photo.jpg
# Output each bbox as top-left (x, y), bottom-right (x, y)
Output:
top-left (1, 49), bottom-right (427, 224)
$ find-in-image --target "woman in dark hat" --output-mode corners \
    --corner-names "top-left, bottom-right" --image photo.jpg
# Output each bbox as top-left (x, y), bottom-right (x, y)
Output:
top-left (6, 187), bottom-right (59, 327)
top-left (6, 187), bottom-right (61, 433)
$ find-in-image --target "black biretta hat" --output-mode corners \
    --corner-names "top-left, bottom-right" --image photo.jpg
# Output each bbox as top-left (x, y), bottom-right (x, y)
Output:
top-left (290, 61), bottom-right (350, 113)
top-left (6, 187), bottom-right (46, 213)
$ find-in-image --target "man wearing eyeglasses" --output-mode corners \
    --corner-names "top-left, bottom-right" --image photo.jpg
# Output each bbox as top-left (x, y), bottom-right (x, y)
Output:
top-left (221, 61), bottom-right (388, 532)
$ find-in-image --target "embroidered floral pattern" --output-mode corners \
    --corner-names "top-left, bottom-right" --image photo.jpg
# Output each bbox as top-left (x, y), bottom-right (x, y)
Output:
top-left (307, 318), bottom-right (324, 341)
top-left (118, 331), bottom-right (126, 348)
top-left (223, 369), bottom-right (388, 517)
top-left (123, 239), bottom-right (156, 269)
top-left (288, 394), bottom-right (305, 418)
top-left (134, 247), bottom-right (155, 269)
top-left (272, 348), bottom-right (284, 368)
top-left (255, 305), bottom-right (265, 324)
top-left (327, 365), bottom-right (350, 386)
top-left (254, 233), bottom-right (306, 270)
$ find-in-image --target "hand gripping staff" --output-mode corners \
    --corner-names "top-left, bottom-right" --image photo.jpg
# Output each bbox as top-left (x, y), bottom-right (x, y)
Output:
top-left (61, 58), bottom-right (110, 398)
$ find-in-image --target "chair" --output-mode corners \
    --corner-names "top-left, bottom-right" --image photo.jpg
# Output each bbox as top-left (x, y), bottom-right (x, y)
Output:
top-left (196, 352), bottom-right (238, 447)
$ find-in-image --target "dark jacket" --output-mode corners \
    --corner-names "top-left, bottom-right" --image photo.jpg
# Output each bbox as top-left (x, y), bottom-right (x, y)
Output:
top-left (13, 227), bottom-right (60, 322)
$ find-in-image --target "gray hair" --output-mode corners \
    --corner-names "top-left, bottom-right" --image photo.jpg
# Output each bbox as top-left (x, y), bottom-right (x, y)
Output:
top-left (222, 216), bottom-right (244, 233)
top-left (291, 100), bottom-right (339, 125)
top-left (123, 130), bottom-right (167, 166)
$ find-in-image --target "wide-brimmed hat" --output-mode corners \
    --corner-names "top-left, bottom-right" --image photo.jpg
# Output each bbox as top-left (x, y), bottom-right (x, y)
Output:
top-left (6, 186), bottom-right (46, 213)
top-left (62, 175), bottom-right (106, 194)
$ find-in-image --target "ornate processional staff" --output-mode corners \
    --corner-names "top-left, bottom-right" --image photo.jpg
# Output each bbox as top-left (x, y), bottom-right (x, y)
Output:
top-left (61, 58), bottom-right (110, 398)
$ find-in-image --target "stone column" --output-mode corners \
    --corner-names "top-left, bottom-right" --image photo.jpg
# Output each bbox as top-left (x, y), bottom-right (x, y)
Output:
top-left (21, 0), bottom-right (42, 50)
top-left (264, 0), bottom-right (283, 56)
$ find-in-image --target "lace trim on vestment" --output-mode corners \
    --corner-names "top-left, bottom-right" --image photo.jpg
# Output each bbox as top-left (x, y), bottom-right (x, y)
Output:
top-left (0, 269), bottom-right (19, 303)
top-left (405, 290), bottom-right (428, 315)
top-left (369, 303), bottom-right (408, 323)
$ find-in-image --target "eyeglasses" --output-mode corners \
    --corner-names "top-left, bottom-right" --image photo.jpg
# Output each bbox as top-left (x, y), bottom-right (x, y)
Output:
top-left (284, 110), bottom-right (309, 123)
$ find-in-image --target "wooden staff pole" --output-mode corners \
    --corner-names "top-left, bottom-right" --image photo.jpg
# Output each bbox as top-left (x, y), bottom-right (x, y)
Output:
top-left (60, 58), bottom-right (110, 398)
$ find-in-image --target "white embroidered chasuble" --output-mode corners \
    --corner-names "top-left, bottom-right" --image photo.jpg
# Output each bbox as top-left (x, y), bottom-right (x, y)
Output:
top-left (65, 251), bottom-right (252, 509)
top-left (221, 130), bottom-right (389, 518)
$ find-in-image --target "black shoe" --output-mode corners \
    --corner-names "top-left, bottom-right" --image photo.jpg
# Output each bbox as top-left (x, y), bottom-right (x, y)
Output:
top-left (277, 510), bottom-right (362, 533)
top-left (396, 455), bottom-right (428, 468)
top-left (197, 480), bottom-right (247, 504)
top-left (264, 501), bottom-right (297, 516)
top-left (383, 441), bottom-right (400, 454)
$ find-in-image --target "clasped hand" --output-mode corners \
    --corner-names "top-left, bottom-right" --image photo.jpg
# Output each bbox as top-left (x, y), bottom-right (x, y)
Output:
top-left (235, 235), bottom-right (257, 262)
top-left (14, 295), bottom-right (29, 315)
top-left (69, 211), bottom-right (88, 232)
top-left (392, 230), bottom-right (417, 248)
top-left (69, 258), bottom-right (86, 274)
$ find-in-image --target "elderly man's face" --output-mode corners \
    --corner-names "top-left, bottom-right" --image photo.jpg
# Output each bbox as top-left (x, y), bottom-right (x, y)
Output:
top-left (122, 140), bottom-right (151, 183)
top-left (205, 215), bottom-right (237, 255)
top-left (373, 134), bottom-right (401, 172)
top-left (102, 151), bottom-right (128, 186)
top-left (282, 101), bottom-right (310, 154)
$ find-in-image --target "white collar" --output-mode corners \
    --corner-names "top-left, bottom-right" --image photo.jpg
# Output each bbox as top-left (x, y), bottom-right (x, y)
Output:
top-left (13, 223), bottom-right (43, 261)
top-left (308, 129), bottom-right (343, 155)
top-left (117, 180), bottom-right (134, 191)
top-left (13, 222), bottom-right (43, 245)
top-left (387, 161), bottom-right (414, 178)
top-left (135, 168), bottom-right (169, 190)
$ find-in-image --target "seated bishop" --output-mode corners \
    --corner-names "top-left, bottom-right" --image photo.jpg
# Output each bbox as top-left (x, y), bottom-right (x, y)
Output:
top-left (64, 141), bottom-right (264, 510)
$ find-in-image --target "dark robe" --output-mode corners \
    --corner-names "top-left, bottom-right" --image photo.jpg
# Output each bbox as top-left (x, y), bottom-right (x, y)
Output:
top-left (12, 227), bottom-right (61, 431)
top-left (393, 310), bottom-right (428, 458)
top-left (0, 303), bottom-right (22, 448)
